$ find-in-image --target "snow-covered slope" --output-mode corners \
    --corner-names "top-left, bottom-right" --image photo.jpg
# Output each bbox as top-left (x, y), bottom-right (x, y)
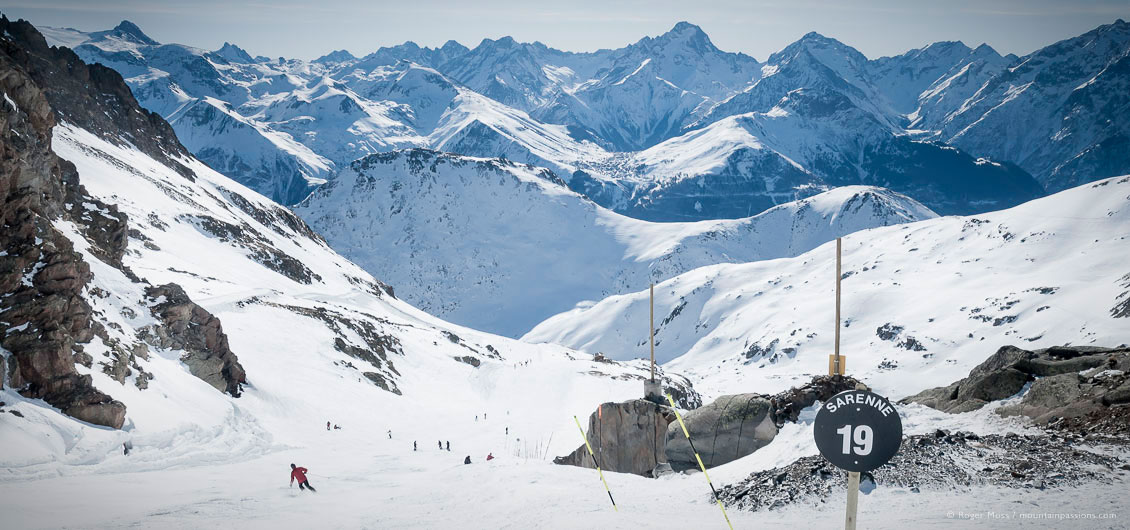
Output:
top-left (525, 175), bottom-right (1130, 400)
top-left (294, 148), bottom-right (936, 337)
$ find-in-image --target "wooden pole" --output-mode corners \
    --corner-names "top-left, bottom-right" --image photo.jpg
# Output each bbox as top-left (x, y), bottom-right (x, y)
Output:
top-left (834, 237), bottom-right (842, 376)
top-left (845, 470), bottom-right (860, 530)
top-left (649, 283), bottom-right (655, 382)
top-left (832, 236), bottom-right (860, 530)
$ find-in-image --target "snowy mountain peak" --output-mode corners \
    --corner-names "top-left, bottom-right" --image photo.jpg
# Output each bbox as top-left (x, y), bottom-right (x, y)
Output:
top-left (477, 35), bottom-right (519, 50)
top-left (639, 21), bottom-right (722, 56)
top-left (313, 49), bottom-right (356, 64)
top-left (774, 31), bottom-right (868, 67)
top-left (440, 39), bottom-right (469, 54)
top-left (110, 19), bottom-right (157, 45)
top-left (211, 41), bottom-right (254, 63)
top-left (969, 42), bottom-right (1002, 58)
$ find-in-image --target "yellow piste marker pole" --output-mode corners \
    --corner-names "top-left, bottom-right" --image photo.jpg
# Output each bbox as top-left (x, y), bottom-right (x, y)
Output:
top-left (573, 415), bottom-right (618, 511)
top-left (666, 394), bottom-right (734, 530)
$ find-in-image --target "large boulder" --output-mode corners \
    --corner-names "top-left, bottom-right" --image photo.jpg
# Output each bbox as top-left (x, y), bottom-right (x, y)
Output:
top-left (665, 394), bottom-right (776, 470)
top-left (554, 399), bottom-right (674, 476)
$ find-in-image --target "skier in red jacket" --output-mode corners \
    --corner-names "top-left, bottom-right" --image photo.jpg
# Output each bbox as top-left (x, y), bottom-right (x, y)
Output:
top-left (290, 463), bottom-right (316, 492)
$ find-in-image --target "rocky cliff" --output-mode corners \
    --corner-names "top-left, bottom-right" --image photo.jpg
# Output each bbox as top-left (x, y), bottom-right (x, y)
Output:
top-left (0, 16), bottom-right (244, 428)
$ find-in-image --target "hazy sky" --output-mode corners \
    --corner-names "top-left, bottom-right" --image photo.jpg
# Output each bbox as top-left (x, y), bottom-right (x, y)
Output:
top-left (2, 0), bottom-right (1128, 61)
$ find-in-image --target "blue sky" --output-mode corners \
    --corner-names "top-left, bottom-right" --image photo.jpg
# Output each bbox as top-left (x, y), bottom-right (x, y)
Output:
top-left (1, 0), bottom-right (1127, 60)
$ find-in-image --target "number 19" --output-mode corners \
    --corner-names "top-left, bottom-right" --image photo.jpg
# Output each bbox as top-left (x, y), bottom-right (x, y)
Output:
top-left (836, 424), bottom-right (873, 455)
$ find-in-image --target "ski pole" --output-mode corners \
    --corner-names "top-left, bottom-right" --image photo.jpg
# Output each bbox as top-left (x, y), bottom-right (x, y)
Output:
top-left (667, 394), bottom-right (733, 530)
top-left (573, 415), bottom-right (618, 511)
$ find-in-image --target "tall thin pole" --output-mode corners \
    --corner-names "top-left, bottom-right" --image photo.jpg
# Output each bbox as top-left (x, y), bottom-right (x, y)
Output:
top-left (834, 237), bottom-right (842, 375)
top-left (831, 236), bottom-right (859, 530)
top-left (649, 283), bottom-right (655, 382)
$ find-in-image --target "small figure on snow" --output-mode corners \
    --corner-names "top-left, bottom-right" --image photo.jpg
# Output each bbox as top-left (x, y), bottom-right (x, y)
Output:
top-left (464, 455), bottom-right (471, 464)
top-left (438, 440), bottom-right (443, 450)
top-left (413, 441), bottom-right (417, 451)
top-left (122, 441), bottom-right (132, 456)
top-left (505, 427), bottom-right (508, 436)
top-left (388, 429), bottom-right (392, 439)
top-left (290, 463), bottom-right (316, 492)
top-left (486, 453), bottom-right (494, 461)
top-left (446, 441), bottom-right (450, 451)
top-left (475, 415), bottom-right (478, 422)
top-left (327, 421), bottom-right (331, 431)
top-left (334, 424), bottom-right (341, 430)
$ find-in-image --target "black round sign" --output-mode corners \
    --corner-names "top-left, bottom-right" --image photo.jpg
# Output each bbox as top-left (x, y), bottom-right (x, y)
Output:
top-left (813, 389), bottom-right (902, 472)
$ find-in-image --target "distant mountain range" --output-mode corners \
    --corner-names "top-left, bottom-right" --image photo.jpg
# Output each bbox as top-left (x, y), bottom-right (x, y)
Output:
top-left (40, 19), bottom-right (1130, 219)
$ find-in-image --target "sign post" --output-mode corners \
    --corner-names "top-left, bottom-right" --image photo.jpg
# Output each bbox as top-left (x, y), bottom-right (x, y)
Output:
top-left (819, 236), bottom-right (902, 529)
top-left (813, 389), bottom-right (903, 529)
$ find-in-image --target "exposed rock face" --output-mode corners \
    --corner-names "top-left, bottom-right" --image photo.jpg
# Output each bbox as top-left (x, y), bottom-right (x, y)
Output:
top-left (903, 345), bottom-right (1129, 417)
top-left (1, 17), bottom-right (248, 428)
top-left (0, 16), bottom-right (126, 428)
top-left (142, 284), bottom-right (246, 396)
top-left (0, 17), bottom-right (192, 178)
top-left (553, 399), bottom-right (675, 476)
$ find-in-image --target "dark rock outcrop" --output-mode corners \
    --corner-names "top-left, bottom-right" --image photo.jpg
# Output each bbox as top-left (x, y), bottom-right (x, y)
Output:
top-left (0, 17), bottom-right (125, 428)
top-left (142, 284), bottom-right (246, 397)
top-left (903, 345), bottom-right (1129, 416)
top-left (0, 16), bottom-right (192, 178)
top-left (1, 17), bottom-right (250, 427)
top-left (554, 399), bottom-right (675, 476)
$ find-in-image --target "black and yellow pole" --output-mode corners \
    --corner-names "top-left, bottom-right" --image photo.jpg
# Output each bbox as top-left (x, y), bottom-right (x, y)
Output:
top-left (666, 394), bottom-right (734, 530)
top-left (573, 415), bottom-right (618, 511)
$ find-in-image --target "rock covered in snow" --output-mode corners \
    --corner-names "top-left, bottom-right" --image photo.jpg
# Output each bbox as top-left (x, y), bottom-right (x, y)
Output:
top-left (907, 345), bottom-right (1130, 432)
top-left (142, 283), bottom-right (246, 397)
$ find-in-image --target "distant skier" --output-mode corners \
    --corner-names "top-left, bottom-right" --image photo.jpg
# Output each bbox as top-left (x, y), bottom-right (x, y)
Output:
top-left (290, 463), bottom-right (316, 492)
top-left (475, 415), bottom-right (478, 422)
top-left (122, 441), bottom-right (131, 456)
top-left (446, 441), bottom-right (450, 451)
top-left (326, 421), bottom-right (331, 431)
top-left (486, 453), bottom-right (494, 461)
top-left (413, 441), bottom-right (417, 451)
top-left (505, 427), bottom-right (508, 435)
top-left (334, 424), bottom-right (341, 430)
top-left (438, 440), bottom-right (443, 450)
top-left (388, 430), bottom-right (392, 439)
top-left (484, 412), bottom-right (487, 420)
top-left (464, 455), bottom-right (471, 464)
